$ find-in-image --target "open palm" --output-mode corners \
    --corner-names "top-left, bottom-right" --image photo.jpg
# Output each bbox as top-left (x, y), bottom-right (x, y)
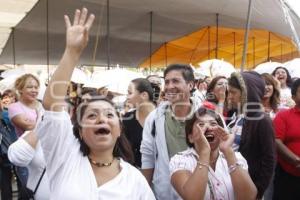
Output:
top-left (64, 8), bottom-right (95, 54)
top-left (213, 126), bottom-right (234, 153)
top-left (193, 124), bottom-right (211, 154)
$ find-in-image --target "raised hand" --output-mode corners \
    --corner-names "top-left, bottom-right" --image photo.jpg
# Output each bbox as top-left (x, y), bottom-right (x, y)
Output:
top-left (213, 126), bottom-right (234, 153)
top-left (43, 8), bottom-right (95, 111)
top-left (64, 8), bottom-right (95, 54)
top-left (191, 123), bottom-right (211, 155)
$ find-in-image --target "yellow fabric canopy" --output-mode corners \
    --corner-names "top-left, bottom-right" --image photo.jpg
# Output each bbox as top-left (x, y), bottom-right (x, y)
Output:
top-left (140, 26), bottom-right (299, 70)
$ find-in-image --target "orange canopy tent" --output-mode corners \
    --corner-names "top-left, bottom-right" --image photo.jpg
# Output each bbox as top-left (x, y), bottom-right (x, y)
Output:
top-left (139, 26), bottom-right (299, 70)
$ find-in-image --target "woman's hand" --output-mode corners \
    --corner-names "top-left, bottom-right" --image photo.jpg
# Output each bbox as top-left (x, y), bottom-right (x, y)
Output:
top-left (43, 8), bottom-right (94, 111)
top-left (213, 126), bottom-right (234, 154)
top-left (191, 124), bottom-right (211, 155)
top-left (64, 8), bottom-right (95, 55)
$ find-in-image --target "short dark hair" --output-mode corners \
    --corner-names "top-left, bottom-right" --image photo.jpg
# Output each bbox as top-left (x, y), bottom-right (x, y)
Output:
top-left (228, 75), bottom-right (241, 91)
top-left (163, 64), bottom-right (195, 83)
top-left (1, 89), bottom-right (17, 101)
top-left (72, 97), bottom-right (134, 164)
top-left (291, 78), bottom-right (300, 96)
top-left (185, 107), bottom-right (224, 148)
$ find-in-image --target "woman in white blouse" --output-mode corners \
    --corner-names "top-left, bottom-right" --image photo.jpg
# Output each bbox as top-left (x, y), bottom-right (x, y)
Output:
top-left (169, 107), bottom-right (257, 200)
top-left (8, 131), bottom-right (50, 200)
top-left (36, 8), bottom-right (155, 200)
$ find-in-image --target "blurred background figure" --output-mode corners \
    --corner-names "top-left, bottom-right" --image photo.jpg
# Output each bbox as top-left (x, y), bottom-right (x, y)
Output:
top-left (193, 72), bottom-right (207, 106)
top-left (8, 74), bottom-right (42, 199)
top-left (123, 78), bottom-right (156, 167)
top-left (261, 73), bottom-right (280, 120)
top-left (205, 76), bottom-right (228, 116)
top-left (8, 74), bottom-right (41, 137)
top-left (0, 89), bottom-right (19, 200)
top-left (272, 66), bottom-right (294, 109)
top-left (273, 79), bottom-right (300, 200)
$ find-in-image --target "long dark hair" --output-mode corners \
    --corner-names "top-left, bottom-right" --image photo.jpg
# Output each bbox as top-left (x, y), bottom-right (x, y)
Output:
top-left (271, 66), bottom-right (293, 88)
top-left (72, 97), bottom-right (134, 164)
top-left (261, 73), bottom-right (280, 112)
top-left (206, 76), bottom-right (227, 104)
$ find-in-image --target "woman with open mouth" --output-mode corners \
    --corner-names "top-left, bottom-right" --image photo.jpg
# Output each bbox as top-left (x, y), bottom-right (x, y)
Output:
top-left (35, 8), bottom-right (155, 199)
top-left (272, 66), bottom-right (294, 109)
top-left (169, 107), bottom-right (257, 200)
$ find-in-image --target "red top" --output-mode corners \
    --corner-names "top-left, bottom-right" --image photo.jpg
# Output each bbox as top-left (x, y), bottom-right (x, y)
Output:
top-left (273, 107), bottom-right (300, 177)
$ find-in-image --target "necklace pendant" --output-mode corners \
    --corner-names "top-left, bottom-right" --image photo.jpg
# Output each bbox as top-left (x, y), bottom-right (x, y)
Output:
top-left (89, 157), bottom-right (114, 168)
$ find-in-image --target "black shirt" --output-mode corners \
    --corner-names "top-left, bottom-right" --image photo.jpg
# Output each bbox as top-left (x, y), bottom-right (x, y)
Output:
top-left (122, 110), bottom-right (143, 168)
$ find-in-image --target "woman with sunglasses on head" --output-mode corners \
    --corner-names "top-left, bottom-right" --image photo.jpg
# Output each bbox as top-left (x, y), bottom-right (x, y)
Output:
top-left (169, 107), bottom-right (257, 200)
top-left (36, 8), bottom-right (155, 199)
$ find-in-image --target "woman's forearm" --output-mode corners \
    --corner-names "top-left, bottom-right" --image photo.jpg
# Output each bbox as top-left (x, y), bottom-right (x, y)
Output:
top-left (276, 139), bottom-right (300, 165)
top-left (224, 149), bottom-right (257, 200)
top-left (172, 153), bottom-right (210, 200)
top-left (43, 49), bottom-right (80, 111)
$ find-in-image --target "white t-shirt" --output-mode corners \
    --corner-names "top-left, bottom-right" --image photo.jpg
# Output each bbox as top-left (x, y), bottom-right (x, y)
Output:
top-left (8, 133), bottom-right (50, 200)
top-left (36, 110), bottom-right (155, 200)
top-left (169, 148), bottom-right (248, 200)
top-left (279, 87), bottom-right (292, 109)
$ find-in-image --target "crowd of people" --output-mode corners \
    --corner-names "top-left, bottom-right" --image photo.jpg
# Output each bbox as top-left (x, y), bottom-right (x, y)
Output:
top-left (0, 8), bottom-right (300, 200)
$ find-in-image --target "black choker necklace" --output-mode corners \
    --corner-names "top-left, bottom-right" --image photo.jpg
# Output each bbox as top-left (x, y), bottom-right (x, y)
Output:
top-left (88, 157), bottom-right (114, 167)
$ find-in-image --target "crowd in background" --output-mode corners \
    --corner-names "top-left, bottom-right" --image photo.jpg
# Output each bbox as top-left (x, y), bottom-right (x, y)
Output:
top-left (0, 8), bottom-right (300, 200)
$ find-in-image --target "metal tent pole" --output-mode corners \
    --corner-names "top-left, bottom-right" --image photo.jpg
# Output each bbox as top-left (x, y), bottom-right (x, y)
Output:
top-left (233, 32), bottom-right (236, 66)
top-left (12, 28), bottom-right (16, 67)
top-left (253, 37), bottom-right (256, 67)
top-left (208, 26), bottom-right (211, 59)
top-left (149, 11), bottom-right (153, 71)
top-left (215, 14), bottom-right (219, 59)
top-left (280, 43), bottom-right (283, 62)
top-left (267, 32), bottom-right (271, 61)
top-left (107, 0), bottom-right (110, 69)
top-left (241, 0), bottom-right (254, 72)
top-left (46, 0), bottom-right (50, 81)
top-left (164, 42), bottom-right (167, 67)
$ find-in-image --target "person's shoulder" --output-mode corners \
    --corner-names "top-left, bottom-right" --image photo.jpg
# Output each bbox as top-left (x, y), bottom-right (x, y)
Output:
top-left (171, 148), bottom-right (195, 162)
top-left (122, 110), bottom-right (136, 122)
top-left (8, 102), bottom-right (21, 109)
top-left (275, 108), bottom-right (291, 117)
top-left (120, 159), bottom-right (144, 177)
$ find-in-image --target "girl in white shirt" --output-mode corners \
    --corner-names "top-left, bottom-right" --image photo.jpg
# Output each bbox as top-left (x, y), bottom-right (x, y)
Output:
top-left (272, 66), bottom-right (294, 109)
top-left (36, 8), bottom-right (155, 200)
top-left (169, 107), bottom-right (257, 200)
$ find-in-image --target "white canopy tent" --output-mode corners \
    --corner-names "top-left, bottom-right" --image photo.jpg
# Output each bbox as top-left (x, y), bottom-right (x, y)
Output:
top-left (0, 0), bottom-right (38, 55)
